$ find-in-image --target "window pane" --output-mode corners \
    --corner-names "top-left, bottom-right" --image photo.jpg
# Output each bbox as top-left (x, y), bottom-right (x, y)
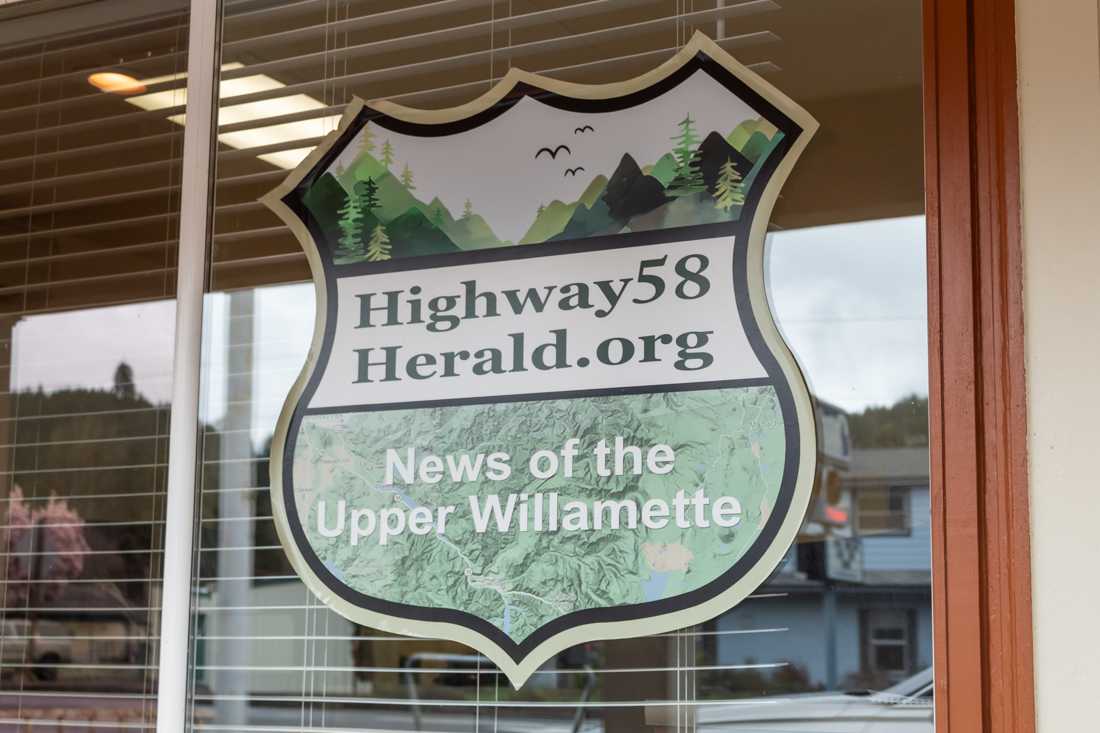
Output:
top-left (874, 645), bottom-right (906, 672)
top-left (192, 1), bottom-right (929, 731)
top-left (0, 1), bottom-right (188, 728)
top-left (874, 629), bottom-right (907, 641)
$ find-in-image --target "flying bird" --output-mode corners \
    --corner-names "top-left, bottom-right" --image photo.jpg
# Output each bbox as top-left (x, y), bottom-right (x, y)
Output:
top-left (564, 167), bottom-right (586, 177)
top-left (535, 144), bottom-right (571, 160)
top-left (574, 125), bottom-right (595, 134)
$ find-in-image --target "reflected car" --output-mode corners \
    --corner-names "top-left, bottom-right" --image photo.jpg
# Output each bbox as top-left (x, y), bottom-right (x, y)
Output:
top-left (663, 667), bottom-right (934, 732)
top-left (0, 619), bottom-right (72, 681)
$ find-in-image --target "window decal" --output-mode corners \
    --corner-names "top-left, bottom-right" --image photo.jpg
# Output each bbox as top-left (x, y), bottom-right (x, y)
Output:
top-left (262, 32), bottom-right (818, 687)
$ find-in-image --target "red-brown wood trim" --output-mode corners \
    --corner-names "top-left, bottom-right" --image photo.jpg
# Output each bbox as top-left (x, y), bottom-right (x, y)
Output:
top-left (924, 0), bottom-right (1035, 731)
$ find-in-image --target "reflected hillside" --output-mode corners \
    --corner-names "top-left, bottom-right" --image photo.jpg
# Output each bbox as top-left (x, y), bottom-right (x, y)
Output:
top-left (0, 364), bottom-right (214, 694)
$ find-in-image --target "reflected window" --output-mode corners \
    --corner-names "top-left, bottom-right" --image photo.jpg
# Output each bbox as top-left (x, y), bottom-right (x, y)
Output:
top-left (865, 609), bottom-right (913, 681)
top-left (858, 486), bottom-right (912, 536)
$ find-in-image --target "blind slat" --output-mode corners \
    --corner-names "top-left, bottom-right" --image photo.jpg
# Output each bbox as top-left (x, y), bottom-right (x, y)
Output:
top-left (0, 82), bottom-right (187, 124)
top-left (0, 158), bottom-right (185, 199)
top-left (390, 46), bottom-right (779, 108)
top-left (194, 661), bottom-right (786, 675)
top-left (0, 239), bottom-right (175, 268)
top-left (204, 20), bottom-right (777, 113)
top-left (0, 130), bottom-right (182, 173)
top-left (0, 406), bottom-right (163, 423)
top-left (0, 211), bottom-right (179, 244)
top-left (189, 693), bottom-right (786, 709)
top-left (191, 627), bottom-right (788, 642)
top-left (0, 106), bottom-right (183, 148)
top-left (217, 0), bottom-right (777, 86)
top-left (0, 15), bottom-right (187, 68)
top-left (0, 50), bottom-right (188, 96)
top-left (205, 37), bottom-right (774, 143)
top-left (0, 491), bottom-right (163, 503)
top-left (222, 0), bottom-right (488, 49)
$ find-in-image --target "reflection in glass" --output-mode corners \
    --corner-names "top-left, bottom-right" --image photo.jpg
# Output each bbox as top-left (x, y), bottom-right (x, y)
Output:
top-left (1, 301), bottom-right (176, 725)
top-left (0, 1), bottom-right (188, 724)
top-left (189, 215), bottom-right (930, 731)
top-left (193, 1), bottom-right (929, 730)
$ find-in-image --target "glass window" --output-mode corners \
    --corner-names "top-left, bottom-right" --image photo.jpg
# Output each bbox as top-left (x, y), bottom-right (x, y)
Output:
top-left (0, 1), bottom-right (188, 727)
top-left (190, 1), bottom-right (929, 731)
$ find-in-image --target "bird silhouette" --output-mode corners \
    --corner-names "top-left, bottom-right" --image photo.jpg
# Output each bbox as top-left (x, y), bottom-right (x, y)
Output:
top-left (574, 125), bottom-right (595, 134)
top-left (564, 167), bottom-right (586, 177)
top-left (535, 144), bottom-right (572, 160)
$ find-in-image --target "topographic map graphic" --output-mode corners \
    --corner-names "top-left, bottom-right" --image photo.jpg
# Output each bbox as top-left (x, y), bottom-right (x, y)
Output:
top-left (294, 386), bottom-right (784, 643)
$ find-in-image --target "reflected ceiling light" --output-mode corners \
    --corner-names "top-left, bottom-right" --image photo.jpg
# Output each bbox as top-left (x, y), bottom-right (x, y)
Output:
top-left (112, 62), bottom-right (338, 170)
top-left (87, 70), bottom-right (147, 95)
top-left (99, 55), bottom-right (779, 173)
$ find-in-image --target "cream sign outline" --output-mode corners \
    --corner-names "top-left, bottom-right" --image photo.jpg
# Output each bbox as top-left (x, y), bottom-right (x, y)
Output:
top-left (262, 33), bottom-right (818, 687)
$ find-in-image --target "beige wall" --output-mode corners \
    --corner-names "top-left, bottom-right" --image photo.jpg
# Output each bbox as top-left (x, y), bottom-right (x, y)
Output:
top-left (1017, 0), bottom-right (1100, 730)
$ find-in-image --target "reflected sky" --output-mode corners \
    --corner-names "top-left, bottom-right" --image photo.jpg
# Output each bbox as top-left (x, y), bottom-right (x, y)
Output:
top-left (11, 298), bottom-right (177, 402)
top-left (767, 215), bottom-right (928, 411)
top-left (11, 216), bottom-right (928, 448)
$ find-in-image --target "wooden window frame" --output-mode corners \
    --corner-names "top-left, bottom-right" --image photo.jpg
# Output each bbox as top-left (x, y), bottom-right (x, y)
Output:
top-left (924, 0), bottom-right (1035, 731)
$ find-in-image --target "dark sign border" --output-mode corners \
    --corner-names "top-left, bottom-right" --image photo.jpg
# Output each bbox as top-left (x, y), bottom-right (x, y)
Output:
top-left (277, 51), bottom-right (805, 663)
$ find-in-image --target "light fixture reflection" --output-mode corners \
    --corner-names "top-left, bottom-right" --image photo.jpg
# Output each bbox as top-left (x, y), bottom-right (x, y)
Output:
top-left (88, 62), bottom-right (338, 170)
top-left (87, 71), bottom-right (147, 95)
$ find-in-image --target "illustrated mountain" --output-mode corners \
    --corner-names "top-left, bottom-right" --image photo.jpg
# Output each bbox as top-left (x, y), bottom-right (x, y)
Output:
top-left (603, 153), bottom-right (670, 221)
top-left (301, 143), bottom-right (511, 264)
top-left (696, 131), bottom-right (754, 193)
top-left (519, 175), bottom-right (607, 244)
top-left (727, 117), bottom-right (780, 162)
top-left (302, 115), bottom-right (783, 264)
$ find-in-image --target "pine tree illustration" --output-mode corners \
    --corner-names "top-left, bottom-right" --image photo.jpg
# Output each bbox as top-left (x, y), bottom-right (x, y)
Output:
top-left (381, 140), bottom-right (395, 169)
top-left (667, 114), bottom-right (706, 197)
top-left (362, 124), bottom-right (375, 153)
top-left (713, 158), bottom-right (745, 212)
top-left (432, 204), bottom-right (445, 227)
top-left (354, 178), bottom-right (379, 213)
top-left (336, 195), bottom-right (363, 260)
top-left (536, 203), bottom-right (546, 217)
top-left (400, 164), bottom-right (415, 191)
top-left (462, 198), bottom-right (473, 220)
top-left (366, 224), bottom-right (391, 262)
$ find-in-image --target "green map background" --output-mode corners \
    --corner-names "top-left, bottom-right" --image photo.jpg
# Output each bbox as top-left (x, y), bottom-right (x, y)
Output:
top-left (294, 386), bottom-right (785, 644)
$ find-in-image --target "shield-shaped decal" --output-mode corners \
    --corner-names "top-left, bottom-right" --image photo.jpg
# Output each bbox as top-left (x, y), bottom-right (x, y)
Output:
top-left (263, 32), bottom-right (818, 687)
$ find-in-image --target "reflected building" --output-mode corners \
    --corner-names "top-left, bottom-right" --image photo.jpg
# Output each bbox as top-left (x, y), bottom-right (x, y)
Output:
top-left (0, 368), bottom-right (171, 721)
top-left (714, 403), bottom-right (932, 693)
top-left (187, 396), bottom-right (933, 727)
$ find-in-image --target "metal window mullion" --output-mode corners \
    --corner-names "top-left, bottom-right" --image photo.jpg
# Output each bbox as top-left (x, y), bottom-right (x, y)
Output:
top-left (154, 1), bottom-right (221, 732)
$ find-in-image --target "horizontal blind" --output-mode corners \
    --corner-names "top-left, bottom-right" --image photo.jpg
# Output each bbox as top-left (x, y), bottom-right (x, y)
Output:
top-left (195, 3), bottom-right (793, 732)
top-left (0, 6), bottom-right (191, 319)
top-left (208, 0), bottom-right (782, 293)
top-left (0, 1), bottom-right (190, 730)
top-left (193, 1), bottom-right (932, 732)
